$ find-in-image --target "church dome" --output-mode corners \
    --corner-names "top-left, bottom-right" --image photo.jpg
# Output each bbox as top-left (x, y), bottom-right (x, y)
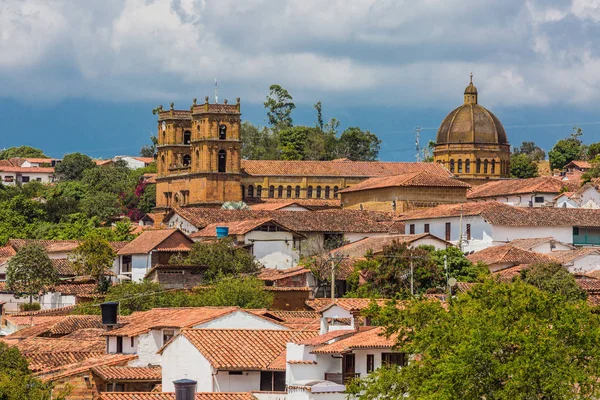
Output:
top-left (436, 75), bottom-right (507, 145)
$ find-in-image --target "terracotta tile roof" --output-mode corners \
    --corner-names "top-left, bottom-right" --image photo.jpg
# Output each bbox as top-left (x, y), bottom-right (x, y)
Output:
top-left (305, 298), bottom-right (390, 312)
top-left (555, 191), bottom-right (575, 201)
top-left (117, 229), bottom-right (192, 255)
top-left (47, 315), bottom-right (104, 335)
top-left (263, 286), bottom-right (311, 292)
top-left (132, 157), bottom-right (155, 164)
top-left (6, 304), bottom-right (76, 317)
top-left (192, 218), bottom-right (302, 238)
top-left (50, 258), bottom-right (77, 275)
top-left (241, 160), bottom-right (450, 178)
top-left (386, 220), bottom-right (406, 234)
top-left (588, 295), bottom-right (600, 307)
top-left (339, 171), bottom-right (470, 194)
top-left (6, 239), bottom-right (127, 253)
top-left (401, 202), bottom-right (600, 227)
top-left (171, 208), bottom-right (392, 234)
top-left (105, 307), bottom-right (239, 337)
top-left (257, 266), bottom-right (310, 282)
top-left (467, 176), bottom-right (578, 199)
top-left (467, 244), bottom-right (557, 266)
top-left (0, 166), bottom-right (55, 173)
top-left (3, 314), bottom-right (65, 328)
top-left (295, 329), bottom-right (355, 346)
top-left (62, 328), bottom-right (106, 340)
top-left (311, 327), bottom-right (396, 354)
top-left (16, 336), bottom-right (105, 353)
top-left (20, 158), bottom-right (56, 164)
top-left (508, 237), bottom-right (568, 251)
top-left (24, 351), bottom-right (105, 373)
top-left (174, 329), bottom-right (318, 370)
top-left (0, 245), bottom-right (16, 263)
top-left (492, 264), bottom-right (529, 282)
top-left (328, 233), bottom-right (448, 259)
top-left (247, 199), bottom-right (341, 210)
top-left (549, 248), bottom-right (600, 265)
top-left (565, 160), bottom-right (592, 170)
top-left (2, 319), bottom-right (61, 340)
top-left (36, 354), bottom-right (136, 381)
top-left (254, 310), bottom-right (320, 330)
top-left (92, 365), bottom-right (162, 381)
top-left (47, 283), bottom-right (98, 296)
top-left (98, 393), bottom-right (256, 400)
top-left (575, 277), bottom-right (600, 292)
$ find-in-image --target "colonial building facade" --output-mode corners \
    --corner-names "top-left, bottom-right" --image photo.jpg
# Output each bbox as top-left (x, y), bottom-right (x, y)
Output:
top-left (154, 96), bottom-right (454, 219)
top-left (433, 74), bottom-right (511, 181)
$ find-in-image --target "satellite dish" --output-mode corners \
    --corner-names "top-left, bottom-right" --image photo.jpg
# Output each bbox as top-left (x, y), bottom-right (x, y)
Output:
top-left (162, 121), bottom-right (166, 132)
top-left (448, 277), bottom-right (457, 287)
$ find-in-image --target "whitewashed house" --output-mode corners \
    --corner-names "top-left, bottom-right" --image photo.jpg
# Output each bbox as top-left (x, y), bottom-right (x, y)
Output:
top-left (113, 156), bottom-right (155, 170)
top-left (116, 229), bottom-right (193, 282)
top-left (190, 219), bottom-right (304, 269)
top-left (401, 202), bottom-right (600, 252)
top-left (555, 185), bottom-right (600, 209)
top-left (160, 329), bottom-right (317, 393)
top-left (105, 307), bottom-right (289, 367)
top-left (467, 176), bottom-right (578, 207)
top-left (508, 237), bottom-right (574, 254)
top-left (163, 208), bottom-right (391, 257)
top-left (550, 248), bottom-right (600, 273)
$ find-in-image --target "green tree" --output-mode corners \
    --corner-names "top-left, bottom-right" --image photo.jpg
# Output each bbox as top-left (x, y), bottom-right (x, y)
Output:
top-left (140, 135), bottom-right (158, 157)
top-left (431, 246), bottom-right (488, 282)
top-left (520, 262), bottom-right (587, 301)
top-left (587, 142), bottom-right (600, 160)
top-left (314, 101), bottom-right (324, 130)
top-left (70, 234), bottom-right (117, 285)
top-left (240, 122), bottom-right (280, 160)
top-left (348, 280), bottom-right (600, 400)
top-left (513, 141), bottom-right (545, 161)
top-left (0, 341), bottom-right (67, 400)
top-left (80, 192), bottom-right (122, 222)
top-left (279, 126), bottom-right (320, 160)
top-left (6, 243), bottom-right (59, 303)
top-left (0, 146), bottom-right (48, 160)
top-left (336, 127), bottom-right (381, 161)
top-left (138, 184), bottom-right (157, 214)
top-left (180, 238), bottom-right (258, 281)
top-left (548, 127), bottom-right (585, 170)
top-left (55, 152), bottom-right (96, 181)
top-left (195, 276), bottom-right (273, 308)
top-left (264, 84), bottom-right (296, 128)
top-left (510, 153), bottom-right (539, 178)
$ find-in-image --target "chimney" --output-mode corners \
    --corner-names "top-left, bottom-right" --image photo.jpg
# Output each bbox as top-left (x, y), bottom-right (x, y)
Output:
top-left (100, 302), bottom-right (119, 327)
top-left (174, 379), bottom-right (197, 400)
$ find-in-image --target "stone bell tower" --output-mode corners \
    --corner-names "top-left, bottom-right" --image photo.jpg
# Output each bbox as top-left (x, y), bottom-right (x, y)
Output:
top-left (153, 97), bottom-right (242, 217)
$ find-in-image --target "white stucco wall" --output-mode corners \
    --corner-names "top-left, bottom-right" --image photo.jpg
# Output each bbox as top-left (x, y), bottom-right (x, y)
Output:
top-left (529, 241), bottom-right (572, 253)
top-left (565, 254), bottom-right (600, 273)
top-left (470, 193), bottom-right (557, 207)
top-left (245, 231), bottom-right (298, 270)
top-left (492, 226), bottom-right (572, 245)
top-left (405, 216), bottom-right (493, 252)
top-left (195, 310), bottom-right (288, 330)
top-left (214, 371), bottom-right (261, 392)
top-left (162, 335), bottom-right (213, 392)
top-left (286, 343), bottom-right (340, 384)
top-left (130, 254), bottom-right (151, 282)
top-left (166, 214), bottom-right (199, 235)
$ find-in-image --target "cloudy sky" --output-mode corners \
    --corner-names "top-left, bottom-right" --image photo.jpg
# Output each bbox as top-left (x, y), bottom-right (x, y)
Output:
top-left (2, 0), bottom-right (600, 160)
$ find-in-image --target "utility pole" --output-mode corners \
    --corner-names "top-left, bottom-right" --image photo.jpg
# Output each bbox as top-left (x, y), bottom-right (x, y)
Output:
top-left (444, 254), bottom-right (449, 292)
top-left (410, 258), bottom-right (414, 296)
top-left (331, 257), bottom-right (336, 299)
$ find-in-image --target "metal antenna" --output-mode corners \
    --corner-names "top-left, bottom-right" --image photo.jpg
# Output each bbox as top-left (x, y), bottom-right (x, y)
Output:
top-left (214, 78), bottom-right (219, 104)
top-left (414, 126), bottom-right (422, 161)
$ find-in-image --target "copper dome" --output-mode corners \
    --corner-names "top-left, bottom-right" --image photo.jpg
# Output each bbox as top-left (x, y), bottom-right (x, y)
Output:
top-left (436, 103), bottom-right (508, 145)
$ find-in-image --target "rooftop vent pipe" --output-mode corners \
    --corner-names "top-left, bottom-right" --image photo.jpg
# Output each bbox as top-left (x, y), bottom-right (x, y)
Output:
top-left (174, 379), bottom-right (197, 400)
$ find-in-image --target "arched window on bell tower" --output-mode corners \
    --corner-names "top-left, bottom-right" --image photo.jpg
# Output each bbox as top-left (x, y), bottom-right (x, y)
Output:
top-left (218, 150), bottom-right (227, 172)
top-left (449, 159), bottom-right (455, 173)
top-left (219, 124), bottom-right (227, 140)
top-left (457, 159), bottom-right (463, 173)
top-left (184, 130), bottom-right (191, 144)
top-left (465, 159), bottom-right (471, 173)
top-left (183, 155), bottom-right (191, 167)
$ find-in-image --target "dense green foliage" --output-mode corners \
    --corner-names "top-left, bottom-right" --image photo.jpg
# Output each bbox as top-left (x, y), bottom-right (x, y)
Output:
top-left (6, 243), bottom-right (59, 301)
top-left (0, 156), bottom-right (155, 244)
top-left (513, 141), bottom-right (545, 161)
top-left (75, 277), bottom-right (273, 315)
top-left (54, 152), bottom-right (96, 181)
top-left (174, 238), bottom-right (259, 281)
top-left (0, 146), bottom-right (48, 160)
top-left (0, 342), bottom-right (68, 399)
top-left (510, 153), bottom-right (539, 178)
top-left (344, 243), bottom-right (488, 298)
top-left (347, 280), bottom-right (600, 400)
top-left (243, 84), bottom-right (382, 161)
top-left (520, 262), bottom-right (587, 301)
top-left (70, 234), bottom-right (117, 284)
top-left (549, 128), bottom-right (585, 170)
